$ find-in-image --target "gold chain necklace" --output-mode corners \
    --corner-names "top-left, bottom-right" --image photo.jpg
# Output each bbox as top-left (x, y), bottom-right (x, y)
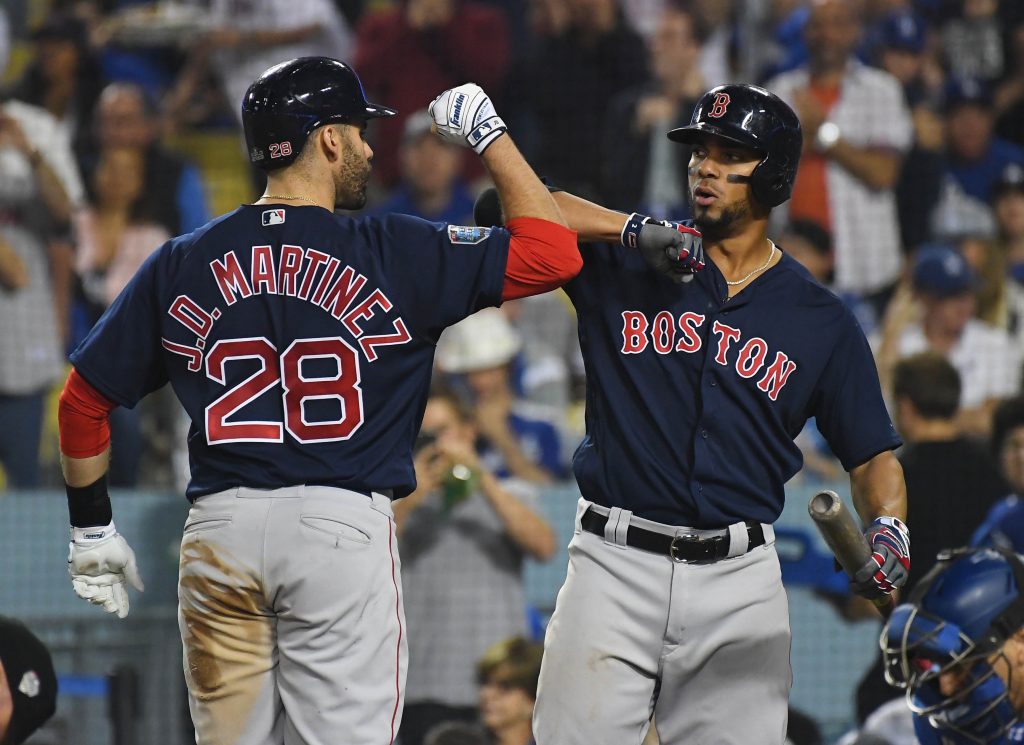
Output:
top-left (260, 194), bottom-right (320, 205)
top-left (725, 241), bottom-right (777, 286)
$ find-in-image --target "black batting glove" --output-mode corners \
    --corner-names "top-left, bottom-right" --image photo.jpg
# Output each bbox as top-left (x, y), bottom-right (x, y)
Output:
top-left (621, 213), bottom-right (704, 283)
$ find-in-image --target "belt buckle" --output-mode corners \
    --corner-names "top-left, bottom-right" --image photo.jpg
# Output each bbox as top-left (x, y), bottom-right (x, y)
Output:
top-left (669, 531), bottom-right (701, 562)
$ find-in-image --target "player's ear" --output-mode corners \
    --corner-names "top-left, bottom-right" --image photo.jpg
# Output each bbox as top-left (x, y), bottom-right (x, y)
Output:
top-left (317, 125), bottom-right (343, 163)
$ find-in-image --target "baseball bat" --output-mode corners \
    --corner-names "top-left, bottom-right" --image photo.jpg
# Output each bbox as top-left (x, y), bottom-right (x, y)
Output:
top-left (808, 490), bottom-right (894, 619)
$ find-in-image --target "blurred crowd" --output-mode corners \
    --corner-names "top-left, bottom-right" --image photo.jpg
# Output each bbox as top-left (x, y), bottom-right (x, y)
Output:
top-left (0, 0), bottom-right (1023, 492)
top-left (3, 0), bottom-right (1024, 741)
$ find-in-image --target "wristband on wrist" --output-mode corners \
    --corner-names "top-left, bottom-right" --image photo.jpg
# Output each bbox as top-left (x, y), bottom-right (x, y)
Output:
top-left (469, 117), bottom-right (507, 154)
top-left (871, 515), bottom-right (909, 535)
top-left (66, 474), bottom-right (113, 528)
top-left (620, 212), bottom-right (649, 249)
top-left (620, 212), bottom-right (674, 249)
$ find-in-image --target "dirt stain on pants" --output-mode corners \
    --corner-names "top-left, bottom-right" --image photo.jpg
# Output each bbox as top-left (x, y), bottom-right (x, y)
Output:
top-left (179, 539), bottom-right (275, 745)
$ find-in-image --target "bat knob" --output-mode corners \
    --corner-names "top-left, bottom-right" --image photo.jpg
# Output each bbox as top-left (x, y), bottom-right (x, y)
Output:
top-left (808, 490), bottom-right (840, 518)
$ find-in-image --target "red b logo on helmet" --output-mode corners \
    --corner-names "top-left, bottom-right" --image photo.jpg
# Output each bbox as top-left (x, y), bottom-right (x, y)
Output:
top-left (707, 92), bottom-right (731, 118)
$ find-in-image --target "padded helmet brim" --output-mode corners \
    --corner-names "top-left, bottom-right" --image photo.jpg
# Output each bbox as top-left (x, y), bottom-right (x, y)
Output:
top-left (667, 123), bottom-right (763, 153)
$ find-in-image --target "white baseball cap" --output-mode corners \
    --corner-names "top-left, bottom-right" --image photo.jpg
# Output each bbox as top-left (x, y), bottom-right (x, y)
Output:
top-left (436, 308), bottom-right (522, 373)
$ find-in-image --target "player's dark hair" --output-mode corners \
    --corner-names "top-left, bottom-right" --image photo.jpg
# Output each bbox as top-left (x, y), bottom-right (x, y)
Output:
top-left (475, 636), bottom-right (544, 699)
top-left (892, 352), bottom-right (961, 420)
top-left (992, 396), bottom-right (1024, 456)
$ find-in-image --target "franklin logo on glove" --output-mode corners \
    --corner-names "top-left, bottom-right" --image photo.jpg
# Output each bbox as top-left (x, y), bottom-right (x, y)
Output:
top-left (451, 93), bottom-right (466, 127)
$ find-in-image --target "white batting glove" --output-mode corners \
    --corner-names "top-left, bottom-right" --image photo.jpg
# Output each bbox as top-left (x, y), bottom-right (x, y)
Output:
top-left (68, 522), bottom-right (144, 619)
top-left (428, 83), bottom-right (507, 154)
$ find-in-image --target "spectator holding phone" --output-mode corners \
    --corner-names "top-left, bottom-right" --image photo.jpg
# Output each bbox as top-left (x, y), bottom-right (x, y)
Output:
top-left (394, 387), bottom-right (556, 745)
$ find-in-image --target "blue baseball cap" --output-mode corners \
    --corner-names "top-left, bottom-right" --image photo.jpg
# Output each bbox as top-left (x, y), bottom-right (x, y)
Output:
top-left (880, 11), bottom-right (927, 54)
top-left (994, 163), bottom-right (1024, 200)
top-left (945, 77), bottom-right (993, 110)
top-left (912, 244), bottom-right (976, 297)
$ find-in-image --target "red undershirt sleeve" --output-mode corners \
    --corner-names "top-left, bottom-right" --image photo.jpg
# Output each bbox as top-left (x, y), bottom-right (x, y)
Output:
top-left (502, 217), bottom-right (582, 301)
top-left (59, 368), bottom-right (117, 459)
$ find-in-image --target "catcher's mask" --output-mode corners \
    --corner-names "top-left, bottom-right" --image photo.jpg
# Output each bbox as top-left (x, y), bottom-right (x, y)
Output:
top-left (881, 547), bottom-right (1024, 743)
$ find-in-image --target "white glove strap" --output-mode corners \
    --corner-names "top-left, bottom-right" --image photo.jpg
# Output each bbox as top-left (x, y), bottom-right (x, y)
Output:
top-left (468, 115), bottom-right (506, 154)
top-left (71, 521), bottom-right (117, 544)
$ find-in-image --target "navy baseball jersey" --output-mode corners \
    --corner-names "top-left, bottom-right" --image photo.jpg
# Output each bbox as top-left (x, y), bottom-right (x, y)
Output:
top-left (564, 238), bottom-right (901, 527)
top-left (70, 205), bottom-right (509, 500)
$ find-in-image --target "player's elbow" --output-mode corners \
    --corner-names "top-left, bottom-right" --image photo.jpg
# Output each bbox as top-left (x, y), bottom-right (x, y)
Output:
top-left (544, 226), bottom-right (583, 285)
top-left (58, 369), bottom-right (116, 459)
top-left (554, 244), bottom-right (584, 285)
top-left (503, 222), bottom-right (582, 299)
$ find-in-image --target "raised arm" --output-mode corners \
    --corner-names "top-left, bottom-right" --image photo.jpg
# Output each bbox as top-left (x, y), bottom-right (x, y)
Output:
top-left (473, 185), bottom-right (704, 293)
top-left (551, 190), bottom-right (635, 243)
top-left (430, 83), bottom-right (567, 228)
top-left (430, 84), bottom-right (580, 299)
top-left (481, 135), bottom-right (565, 226)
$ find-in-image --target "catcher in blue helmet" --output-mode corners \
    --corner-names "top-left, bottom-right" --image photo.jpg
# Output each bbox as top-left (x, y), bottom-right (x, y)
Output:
top-left (882, 548), bottom-right (1024, 744)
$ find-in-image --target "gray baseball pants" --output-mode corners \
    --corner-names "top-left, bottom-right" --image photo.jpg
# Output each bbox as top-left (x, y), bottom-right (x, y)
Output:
top-left (534, 498), bottom-right (791, 745)
top-left (177, 485), bottom-right (406, 745)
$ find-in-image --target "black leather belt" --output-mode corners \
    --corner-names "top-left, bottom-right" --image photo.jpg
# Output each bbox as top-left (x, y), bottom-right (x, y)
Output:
top-left (580, 507), bottom-right (766, 562)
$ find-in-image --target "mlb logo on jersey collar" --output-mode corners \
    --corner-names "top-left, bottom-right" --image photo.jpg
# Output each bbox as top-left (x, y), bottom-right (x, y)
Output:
top-left (262, 209), bottom-right (286, 226)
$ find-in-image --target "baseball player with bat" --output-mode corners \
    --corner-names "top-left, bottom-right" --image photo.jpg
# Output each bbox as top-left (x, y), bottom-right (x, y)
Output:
top-left (49, 55), bottom-right (690, 745)
top-left (475, 84), bottom-right (910, 744)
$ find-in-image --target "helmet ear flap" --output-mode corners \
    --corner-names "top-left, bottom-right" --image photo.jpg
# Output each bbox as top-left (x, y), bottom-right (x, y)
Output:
top-left (748, 159), bottom-right (787, 210)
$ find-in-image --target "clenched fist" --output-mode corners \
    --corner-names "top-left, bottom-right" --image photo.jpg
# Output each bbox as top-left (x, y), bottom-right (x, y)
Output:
top-left (428, 83), bottom-right (507, 154)
top-left (622, 213), bottom-right (705, 284)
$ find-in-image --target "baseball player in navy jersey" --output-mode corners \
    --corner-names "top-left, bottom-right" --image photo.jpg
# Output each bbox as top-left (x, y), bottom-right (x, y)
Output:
top-left (476, 83), bottom-right (910, 744)
top-left (46, 54), bottom-right (697, 745)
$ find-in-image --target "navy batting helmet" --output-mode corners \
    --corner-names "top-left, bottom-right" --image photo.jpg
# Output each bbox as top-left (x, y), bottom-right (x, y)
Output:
top-left (242, 57), bottom-right (396, 170)
top-left (881, 548), bottom-right (1024, 743)
top-left (668, 84), bottom-right (802, 209)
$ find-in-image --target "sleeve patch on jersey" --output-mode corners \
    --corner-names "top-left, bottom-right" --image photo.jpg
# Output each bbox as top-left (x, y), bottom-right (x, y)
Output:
top-left (448, 225), bottom-right (491, 245)
top-left (262, 209), bottom-right (286, 226)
